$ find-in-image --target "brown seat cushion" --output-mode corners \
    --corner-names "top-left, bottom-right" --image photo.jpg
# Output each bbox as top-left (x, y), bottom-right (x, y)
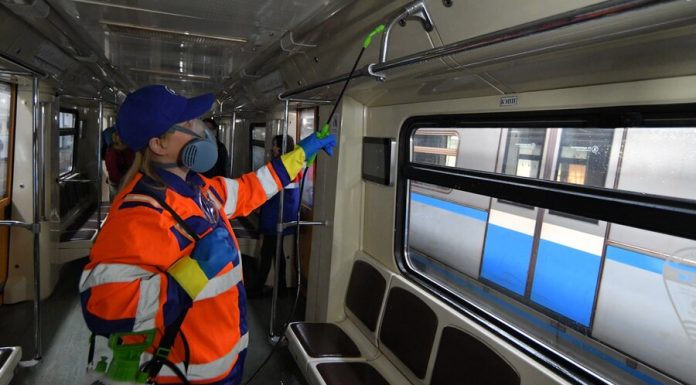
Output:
top-left (317, 362), bottom-right (390, 385)
top-left (345, 260), bottom-right (387, 332)
top-left (430, 327), bottom-right (520, 385)
top-left (291, 323), bottom-right (361, 358)
top-left (379, 286), bottom-right (437, 379)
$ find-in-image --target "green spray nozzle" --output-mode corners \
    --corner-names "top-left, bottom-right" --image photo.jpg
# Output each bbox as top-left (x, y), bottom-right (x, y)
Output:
top-left (307, 123), bottom-right (331, 166)
top-left (363, 24), bottom-right (385, 49)
top-left (317, 123), bottom-right (330, 139)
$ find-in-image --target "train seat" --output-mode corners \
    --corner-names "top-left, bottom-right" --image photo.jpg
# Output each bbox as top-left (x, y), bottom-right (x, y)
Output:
top-left (0, 346), bottom-right (21, 385)
top-left (292, 254), bottom-right (564, 385)
top-left (286, 252), bottom-right (392, 377)
top-left (306, 276), bottom-right (438, 385)
top-left (429, 327), bottom-right (520, 385)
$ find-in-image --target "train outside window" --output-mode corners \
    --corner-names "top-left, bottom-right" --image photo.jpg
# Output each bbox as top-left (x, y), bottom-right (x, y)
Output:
top-left (250, 123), bottom-right (267, 170)
top-left (502, 128), bottom-right (545, 178)
top-left (58, 110), bottom-right (78, 176)
top-left (0, 83), bottom-right (12, 197)
top-left (404, 119), bottom-right (696, 385)
top-left (413, 129), bottom-right (459, 167)
top-left (555, 128), bottom-right (613, 187)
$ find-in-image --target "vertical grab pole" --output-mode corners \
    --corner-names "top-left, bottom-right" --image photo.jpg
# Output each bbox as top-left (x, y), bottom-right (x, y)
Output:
top-left (230, 111), bottom-right (236, 178)
top-left (31, 76), bottom-right (42, 362)
top-left (96, 100), bottom-right (103, 230)
top-left (269, 99), bottom-right (289, 340)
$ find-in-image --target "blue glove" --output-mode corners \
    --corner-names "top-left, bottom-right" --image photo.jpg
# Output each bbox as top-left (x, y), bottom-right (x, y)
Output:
top-left (168, 227), bottom-right (235, 299)
top-left (299, 132), bottom-right (337, 159)
top-left (191, 227), bottom-right (235, 278)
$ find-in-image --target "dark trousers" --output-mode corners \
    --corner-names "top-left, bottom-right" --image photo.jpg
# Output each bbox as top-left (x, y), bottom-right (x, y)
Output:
top-left (247, 234), bottom-right (286, 295)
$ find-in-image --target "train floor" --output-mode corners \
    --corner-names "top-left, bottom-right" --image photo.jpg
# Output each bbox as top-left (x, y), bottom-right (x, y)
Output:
top-left (0, 257), bottom-right (307, 385)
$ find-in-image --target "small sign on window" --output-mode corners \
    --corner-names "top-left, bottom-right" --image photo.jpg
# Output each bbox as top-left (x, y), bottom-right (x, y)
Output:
top-left (500, 95), bottom-right (518, 107)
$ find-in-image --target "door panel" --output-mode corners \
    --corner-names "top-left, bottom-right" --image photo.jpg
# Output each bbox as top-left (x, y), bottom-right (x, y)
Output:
top-left (0, 83), bottom-right (16, 305)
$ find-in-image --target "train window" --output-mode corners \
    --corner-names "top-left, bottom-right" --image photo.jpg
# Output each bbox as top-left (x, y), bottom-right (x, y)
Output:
top-left (250, 123), bottom-right (266, 170)
top-left (0, 83), bottom-right (13, 199)
top-left (58, 109), bottom-right (78, 176)
top-left (413, 129), bottom-right (459, 167)
top-left (398, 109), bottom-right (696, 385)
top-left (555, 128), bottom-right (613, 187)
top-left (502, 128), bottom-right (545, 178)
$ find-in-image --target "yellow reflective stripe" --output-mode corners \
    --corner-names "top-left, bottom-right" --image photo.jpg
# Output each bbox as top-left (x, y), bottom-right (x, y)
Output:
top-left (280, 147), bottom-right (306, 180)
top-left (123, 194), bottom-right (163, 209)
top-left (255, 165), bottom-right (279, 199)
top-left (144, 333), bottom-right (250, 380)
top-left (223, 178), bottom-right (239, 216)
top-left (168, 256), bottom-right (208, 299)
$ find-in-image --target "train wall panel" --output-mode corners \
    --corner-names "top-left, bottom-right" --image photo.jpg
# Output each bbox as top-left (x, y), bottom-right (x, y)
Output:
top-left (592, 248), bottom-right (696, 384)
top-left (480, 224), bottom-right (533, 296)
top-left (530, 240), bottom-right (601, 327)
top-left (610, 127), bottom-right (696, 254)
top-left (409, 193), bottom-right (487, 279)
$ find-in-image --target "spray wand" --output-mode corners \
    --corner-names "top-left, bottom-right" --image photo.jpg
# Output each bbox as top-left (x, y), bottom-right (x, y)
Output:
top-left (242, 23), bottom-right (384, 385)
top-left (308, 23), bottom-right (385, 165)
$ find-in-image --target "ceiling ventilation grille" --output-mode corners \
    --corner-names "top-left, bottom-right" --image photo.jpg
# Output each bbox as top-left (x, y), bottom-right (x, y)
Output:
top-left (101, 21), bottom-right (246, 47)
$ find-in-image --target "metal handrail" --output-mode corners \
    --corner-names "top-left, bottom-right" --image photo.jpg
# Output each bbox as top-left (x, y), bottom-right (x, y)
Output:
top-left (58, 178), bottom-right (94, 183)
top-left (279, 0), bottom-right (676, 99)
top-left (0, 221), bottom-right (33, 230)
top-left (379, 0), bottom-right (433, 64)
top-left (281, 220), bottom-right (328, 230)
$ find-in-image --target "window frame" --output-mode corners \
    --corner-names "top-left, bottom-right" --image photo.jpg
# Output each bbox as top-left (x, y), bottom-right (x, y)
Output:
top-left (58, 108), bottom-right (79, 177)
top-left (395, 104), bottom-right (696, 385)
top-left (0, 82), bottom-right (17, 206)
top-left (249, 122), bottom-right (266, 170)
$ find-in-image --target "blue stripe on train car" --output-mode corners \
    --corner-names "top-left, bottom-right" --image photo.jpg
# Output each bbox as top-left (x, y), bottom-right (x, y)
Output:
top-left (606, 245), bottom-right (663, 274)
top-left (411, 192), bottom-right (488, 222)
top-left (606, 245), bottom-right (696, 275)
top-left (480, 224), bottom-right (533, 295)
top-left (530, 240), bottom-right (601, 327)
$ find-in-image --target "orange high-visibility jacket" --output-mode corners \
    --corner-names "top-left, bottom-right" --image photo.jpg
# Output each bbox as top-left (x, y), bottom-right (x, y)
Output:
top-left (80, 153), bottom-right (304, 384)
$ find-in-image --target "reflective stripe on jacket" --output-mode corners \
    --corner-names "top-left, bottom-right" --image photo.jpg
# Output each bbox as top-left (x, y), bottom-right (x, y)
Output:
top-left (80, 154), bottom-right (301, 384)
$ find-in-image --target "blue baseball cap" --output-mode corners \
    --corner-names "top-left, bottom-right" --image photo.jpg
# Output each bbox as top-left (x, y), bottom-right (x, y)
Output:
top-left (116, 85), bottom-right (215, 151)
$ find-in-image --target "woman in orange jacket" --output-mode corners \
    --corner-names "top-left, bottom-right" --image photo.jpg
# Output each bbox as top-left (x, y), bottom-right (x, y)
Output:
top-left (79, 85), bottom-right (335, 384)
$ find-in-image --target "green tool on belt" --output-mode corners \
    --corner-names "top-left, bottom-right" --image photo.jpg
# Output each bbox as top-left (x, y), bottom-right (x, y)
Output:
top-left (97, 330), bottom-right (155, 383)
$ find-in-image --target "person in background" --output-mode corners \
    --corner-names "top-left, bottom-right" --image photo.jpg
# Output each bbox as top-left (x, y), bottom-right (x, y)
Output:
top-left (104, 128), bottom-right (135, 197)
top-left (202, 117), bottom-right (230, 178)
top-left (79, 84), bottom-right (336, 385)
top-left (248, 135), bottom-right (301, 297)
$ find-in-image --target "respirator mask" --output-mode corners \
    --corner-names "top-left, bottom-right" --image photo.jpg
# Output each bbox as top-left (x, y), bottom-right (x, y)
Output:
top-left (169, 119), bottom-right (218, 173)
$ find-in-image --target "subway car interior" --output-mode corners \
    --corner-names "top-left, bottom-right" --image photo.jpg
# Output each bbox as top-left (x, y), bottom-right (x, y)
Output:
top-left (1, 0), bottom-right (696, 384)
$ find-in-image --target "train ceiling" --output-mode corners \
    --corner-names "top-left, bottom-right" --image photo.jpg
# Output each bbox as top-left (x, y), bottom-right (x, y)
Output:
top-left (2, 1), bottom-right (696, 110)
top-left (69, 0), bottom-right (352, 97)
top-left (0, 0), bottom-right (349, 99)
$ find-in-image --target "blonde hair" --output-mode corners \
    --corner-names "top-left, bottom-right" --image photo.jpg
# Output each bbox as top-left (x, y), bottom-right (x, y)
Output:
top-left (117, 132), bottom-right (172, 193)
